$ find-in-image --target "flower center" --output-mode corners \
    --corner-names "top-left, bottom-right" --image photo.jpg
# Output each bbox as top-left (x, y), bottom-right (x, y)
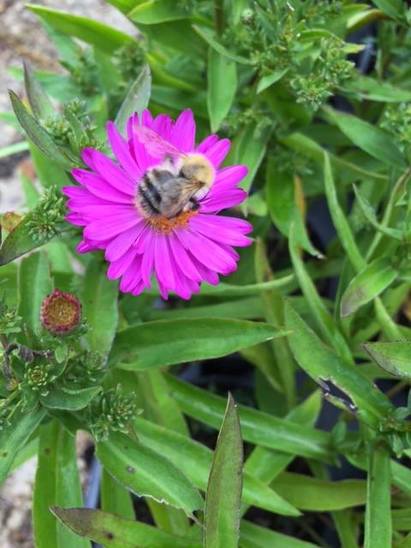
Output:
top-left (41, 289), bottom-right (81, 334)
top-left (147, 210), bottom-right (197, 234)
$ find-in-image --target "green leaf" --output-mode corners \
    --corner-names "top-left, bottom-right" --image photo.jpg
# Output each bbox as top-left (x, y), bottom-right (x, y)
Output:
top-left (257, 68), bottom-right (288, 94)
top-left (165, 375), bottom-right (332, 461)
top-left (281, 132), bottom-right (387, 181)
top-left (323, 153), bottom-right (366, 272)
top-left (0, 216), bottom-right (53, 266)
top-left (228, 124), bottom-right (271, 191)
top-left (28, 4), bottom-right (136, 53)
top-left (324, 107), bottom-right (405, 168)
top-left (150, 297), bottom-right (263, 321)
top-left (0, 140), bottom-right (29, 159)
top-left (364, 342), bottom-right (411, 379)
top-left (353, 185), bottom-right (403, 240)
top-left (81, 259), bottom-right (119, 358)
top-left (105, 0), bottom-right (138, 13)
top-left (240, 521), bottom-right (319, 548)
top-left (284, 302), bottom-right (393, 426)
top-left (33, 421), bottom-right (89, 548)
top-left (266, 160), bottom-right (322, 258)
top-left (371, 0), bottom-right (405, 19)
top-left (272, 472), bottom-right (366, 511)
top-left (101, 469), bottom-right (135, 520)
top-left (364, 441), bottom-right (392, 548)
top-left (207, 49), bottom-right (237, 132)
top-left (0, 406), bottom-right (46, 485)
top-left (128, 0), bottom-right (191, 23)
top-left (41, 386), bottom-right (101, 411)
top-left (23, 61), bottom-right (54, 120)
top-left (115, 64), bottom-right (151, 135)
top-left (30, 143), bottom-right (72, 190)
top-left (204, 395), bottom-right (243, 548)
top-left (288, 223), bottom-right (352, 363)
top-left (96, 432), bottom-right (203, 515)
top-left (192, 25), bottom-right (253, 65)
top-left (51, 508), bottom-right (201, 548)
top-left (111, 319), bottom-right (284, 370)
top-left (9, 91), bottom-right (72, 169)
top-left (134, 416), bottom-right (300, 516)
top-left (243, 391), bottom-right (322, 499)
top-left (18, 252), bottom-right (52, 336)
top-left (343, 75), bottom-right (411, 102)
top-left (340, 258), bottom-right (398, 317)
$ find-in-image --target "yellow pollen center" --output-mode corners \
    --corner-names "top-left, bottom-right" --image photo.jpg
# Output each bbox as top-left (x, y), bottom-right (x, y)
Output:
top-left (147, 210), bottom-right (197, 234)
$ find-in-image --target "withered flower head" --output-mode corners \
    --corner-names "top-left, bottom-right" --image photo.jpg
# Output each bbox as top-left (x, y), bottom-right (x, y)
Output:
top-left (40, 289), bottom-right (81, 335)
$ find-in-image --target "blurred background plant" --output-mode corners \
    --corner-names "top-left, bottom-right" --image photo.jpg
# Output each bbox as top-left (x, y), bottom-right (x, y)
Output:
top-left (1, 0), bottom-right (411, 546)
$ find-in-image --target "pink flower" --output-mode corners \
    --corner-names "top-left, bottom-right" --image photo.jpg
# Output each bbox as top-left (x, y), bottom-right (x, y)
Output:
top-left (63, 109), bottom-right (252, 300)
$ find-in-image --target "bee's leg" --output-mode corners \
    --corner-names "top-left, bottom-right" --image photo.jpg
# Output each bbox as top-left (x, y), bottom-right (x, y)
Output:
top-left (184, 198), bottom-right (200, 213)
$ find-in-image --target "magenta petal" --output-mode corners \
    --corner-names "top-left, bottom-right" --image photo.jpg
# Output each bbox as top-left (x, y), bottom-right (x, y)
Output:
top-left (105, 222), bottom-right (145, 262)
top-left (170, 109), bottom-right (196, 152)
top-left (84, 209), bottom-right (139, 240)
top-left (214, 165), bottom-right (248, 188)
top-left (81, 149), bottom-right (135, 195)
top-left (140, 230), bottom-right (155, 286)
top-left (204, 139), bottom-right (231, 168)
top-left (190, 215), bottom-right (252, 247)
top-left (107, 248), bottom-right (138, 280)
top-left (196, 134), bottom-right (219, 154)
top-left (154, 234), bottom-right (175, 291)
top-left (176, 229), bottom-right (237, 275)
top-left (106, 121), bottom-right (141, 180)
top-left (72, 169), bottom-right (132, 204)
top-left (168, 233), bottom-right (202, 282)
top-left (152, 114), bottom-right (173, 140)
top-left (200, 188), bottom-right (247, 213)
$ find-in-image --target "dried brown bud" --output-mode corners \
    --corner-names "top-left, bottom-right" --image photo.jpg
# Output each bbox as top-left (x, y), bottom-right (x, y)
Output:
top-left (40, 289), bottom-right (81, 335)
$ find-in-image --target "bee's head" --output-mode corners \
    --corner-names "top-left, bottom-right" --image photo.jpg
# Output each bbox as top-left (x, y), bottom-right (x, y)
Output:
top-left (181, 154), bottom-right (215, 189)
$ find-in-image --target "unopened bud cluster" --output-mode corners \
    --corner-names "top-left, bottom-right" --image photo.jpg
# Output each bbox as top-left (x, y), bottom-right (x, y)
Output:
top-left (89, 385), bottom-right (138, 441)
top-left (27, 186), bottom-right (66, 243)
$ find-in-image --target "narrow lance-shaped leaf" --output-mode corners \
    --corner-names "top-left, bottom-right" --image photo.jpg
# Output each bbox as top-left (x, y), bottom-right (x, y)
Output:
top-left (284, 302), bottom-right (393, 427)
top-left (111, 318), bottom-right (284, 370)
top-left (165, 374), bottom-right (333, 461)
top-left (192, 25), bottom-right (253, 65)
top-left (33, 421), bottom-right (89, 548)
top-left (340, 258), bottom-right (398, 317)
top-left (9, 91), bottom-right (72, 169)
top-left (51, 508), bottom-right (201, 548)
top-left (27, 4), bottom-right (136, 53)
top-left (23, 61), bottom-right (54, 120)
top-left (81, 258), bottom-right (119, 359)
top-left (96, 432), bottom-right (203, 516)
top-left (240, 521), bottom-right (318, 548)
top-left (115, 64), bottom-right (151, 135)
top-left (272, 472), bottom-right (366, 511)
top-left (323, 106), bottom-right (405, 168)
top-left (353, 185), bottom-right (402, 240)
top-left (204, 394), bottom-right (243, 548)
top-left (134, 416), bottom-right (300, 516)
top-left (364, 441), bottom-right (392, 548)
top-left (18, 251), bottom-right (52, 337)
top-left (128, 0), bottom-right (192, 23)
top-left (0, 406), bottom-right (46, 485)
top-left (207, 49), bottom-right (237, 132)
top-left (364, 341), bottom-right (411, 379)
top-left (100, 469), bottom-right (135, 521)
top-left (227, 124), bottom-right (271, 192)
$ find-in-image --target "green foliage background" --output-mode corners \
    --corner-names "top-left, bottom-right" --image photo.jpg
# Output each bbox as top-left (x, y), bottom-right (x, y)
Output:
top-left (1, 0), bottom-right (411, 546)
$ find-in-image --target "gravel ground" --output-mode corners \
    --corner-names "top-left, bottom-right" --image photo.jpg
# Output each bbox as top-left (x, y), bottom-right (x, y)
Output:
top-left (0, 0), bottom-right (135, 213)
top-left (0, 2), bottom-right (135, 545)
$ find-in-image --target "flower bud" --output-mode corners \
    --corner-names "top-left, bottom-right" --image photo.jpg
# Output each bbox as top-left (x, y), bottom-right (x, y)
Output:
top-left (40, 289), bottom-right (81, 335)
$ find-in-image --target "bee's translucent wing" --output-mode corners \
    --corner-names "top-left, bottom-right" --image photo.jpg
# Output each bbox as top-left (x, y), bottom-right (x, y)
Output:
top-left (134, 126), bottom-right (180, 158)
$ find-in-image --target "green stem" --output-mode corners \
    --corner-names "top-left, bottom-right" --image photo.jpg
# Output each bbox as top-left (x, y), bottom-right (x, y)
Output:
top-left (214, 0), bottom-right (224, 35)
top-left (366, 167), bottom-right (411, 261)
